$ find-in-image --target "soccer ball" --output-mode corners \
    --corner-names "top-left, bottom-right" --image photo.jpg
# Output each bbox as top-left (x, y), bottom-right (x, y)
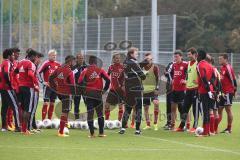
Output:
top-left (107, 120), bottom-right (115, 129)
top-left (94, 120), bottom-right (99, 129)
top-left (36, 120), bottom-right (43, 129)
top-left (63, 127), bottom-right (69, 135)
top-left (80, 121), bottom-right (89, 130)
top-left (52, 119), bottom-right (60, 129)
top-left (104, 120), bottom-right (109, 128)
top-left (113, 120), bottom-right (121, 128)
top-left (42, 119), bottom-right (52, 129)
top-left (73, 121), bottom-right (81, 129)
top-left (68, 121), bottom-right (75, 129)
top-left (195, 127), bottom-right (204, 135)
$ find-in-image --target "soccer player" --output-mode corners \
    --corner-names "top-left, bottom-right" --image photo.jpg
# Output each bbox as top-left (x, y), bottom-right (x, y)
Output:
top-left (0, 49), bottom-right (21, 132)
top-left (15, 49), bottom-right (42, 135)
top-left (163, 61), bottom-right (174, 129)
top-left (218, 53), bottom-right (237, 134)
top-left (196, 50), bottom-right (215, 137)
top-left (6, 47), bottom-right (21, 131)
top-left (119, 47), bottom-right (146, 135)
top-left (105, 53), bottom-right (125, 121)
top-left (206, 55), bottom-right (221, 135)
top-left (72, 52), bottom-right (87, 120)
top-left (49, 55), bottom-right (76, 137)
top-left (38, 49), bottom-right (60, 120)
top-left (170, 50), bottom-right (188, 130)
top-left (175, 48), bottom-right (199, 132)
top-left (140, 53), bottom-right (160, 131)
top-left (78, 55), bottom-right (110, 138)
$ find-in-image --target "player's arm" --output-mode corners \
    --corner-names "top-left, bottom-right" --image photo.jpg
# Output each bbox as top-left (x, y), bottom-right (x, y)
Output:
top-left (3, 61), bottom-right (12, 88)
top-left (153, 65), bottom-right (160, 91)
top-left (107, 66), bottom-right (112, 76)
top-left (101, 69), bottom-right (110, 92)
top-left (131, 60), bottom-right (146, 80)
top-left (27, 63), bottom-right (39, 90)
top-left (165, 63), bottom-right (173, 83)
top-left (227, 66), bottom-right (237, 91)
top-left (78, 69), bottom-right (87, 92)
top-left (37, 62), bottom-right (48, 83)
top-left (68, 71), bottom-right (76, 95)
top-left (49, 69), bottom-right (58, 91)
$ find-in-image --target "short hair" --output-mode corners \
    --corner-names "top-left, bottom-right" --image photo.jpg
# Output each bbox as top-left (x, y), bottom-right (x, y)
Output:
top-left (11, 47), bottom-right (20, 53)
top-left (112, 52), bottom-right (120, 59)
top-left (187, 47), bottom-right (197, 55)
top-left (219, 53), bottom-right (228, 60)
top-left (197, 49), bottom-right (207, 60)
top-left (26, 48), bottom-right (38, 58)
top-left (37, 52), bottom-right (44, 58)
top-left (48, 49), bottom-right (57, 55)
top-left (127, 47), bottom-right (138, 57)
top-left (174, 50), bottom-right (183, 56)
top-left (65, 55), bottom-right (76, 63)
top-left (89, 55), bottom-right (98, 65)
top-left (3, 49), bottom-right (13, 59)
top-left (144, 52), bottom-right (152, 57)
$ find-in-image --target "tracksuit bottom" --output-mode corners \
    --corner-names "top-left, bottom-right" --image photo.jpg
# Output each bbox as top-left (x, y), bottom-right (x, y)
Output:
top-left (0, 90), bottom-right (20, 129)
top-left (85, 97), bottom-right (104, 135)
top-left (121, 98), bottom-right (142, 131)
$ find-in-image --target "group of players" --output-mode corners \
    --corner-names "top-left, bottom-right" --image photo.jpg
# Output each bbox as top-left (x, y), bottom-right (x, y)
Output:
top-left (0, 46), bottom-right (237, 138)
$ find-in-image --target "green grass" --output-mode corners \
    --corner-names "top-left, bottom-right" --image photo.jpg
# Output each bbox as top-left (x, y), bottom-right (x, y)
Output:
top-left (1, 102), bottom-right (240, 160)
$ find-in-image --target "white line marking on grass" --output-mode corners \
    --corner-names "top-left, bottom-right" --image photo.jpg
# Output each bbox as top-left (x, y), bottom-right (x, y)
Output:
top-left (126, 134), bottom-right (240, 156)
top-left (0, 145), bottom-right (231, 153)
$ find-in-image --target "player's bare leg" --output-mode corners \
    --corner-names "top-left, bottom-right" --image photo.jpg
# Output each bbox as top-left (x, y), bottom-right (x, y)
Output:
top-left (153, 99), bottom-right (159, 131)
top-left (143, 105), bottom-right (151, 130)
top-left (118, 103), bottom-right (124, 121)
top-left (171, 103), bottom-right (178, 130)
top-left (42, 102), bottom-right (48, 120)
top-left (213, 109), bottom-right (219, 134)
top-left (104, 102), bottom-right (111, 120)
top-left (47, 102), bottom-right (55, 120)
top-left (222, 106), bottom-right (233, 133)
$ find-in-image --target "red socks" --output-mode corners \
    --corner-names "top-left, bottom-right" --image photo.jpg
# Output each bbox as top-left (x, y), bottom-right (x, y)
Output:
top-left (210, 114), bottom-right (215, 133)
top-left (203, 123), bottom-right (210, 135)
top-left (48, 103), bottom-right (54, 120)
top-left (118, 108), bottom-right (123, 121)
top-left (7, 108), bottom-right (13, 127)
top-left (42, 104), bottom-right (48, 120)
top-left (59, 115), bottom-right (67, 134)
top-left (154, 109), bottom-right (159, 125)
top-left (105, 110), bottom-right (110, 120)
top-left (214, 117), bottom-right (219, 133)
top-left (21, 122), bottom-right (27, 133)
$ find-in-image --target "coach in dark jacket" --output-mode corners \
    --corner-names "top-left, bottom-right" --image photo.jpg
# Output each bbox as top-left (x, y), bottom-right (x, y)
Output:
top-left (119, 47), bottom-right (146, 135)
top-left (72, 53), bottom-right (87, 119)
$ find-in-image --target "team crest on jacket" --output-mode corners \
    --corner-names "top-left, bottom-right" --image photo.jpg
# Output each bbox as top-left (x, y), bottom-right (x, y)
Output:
top-left (57, 72), bottom-right (64, 79)
top-left (180, 66), bottom-right (184, 70)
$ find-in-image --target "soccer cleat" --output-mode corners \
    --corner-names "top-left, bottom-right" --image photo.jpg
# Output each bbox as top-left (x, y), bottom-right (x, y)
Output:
top-left (118, 128), bottom-right (126, 134)
top-left (130, 123), bottom-right (135, 129)
top-left (220, 128), bottom-right (232, 134)
top-left (153, 124), bottom-right (158, 131)
top-left (143, 125), bottom-right (151, 130)
top-left (210, 132), bottom-right (216, 136)
top-left (22, 130), bottom-right (33, 136)
top-left (30, 129), bottom-right (41, 134)
top-left (88, 134), bottom-right (96, 138)
top-left (189, 128), bottom-right (196, 133)
top-left (7, 125), bottom-right (15, 132)
top-left (14, 128), bottom-right (21, 132)
top-left (135, 130), bottom-right (141, 135)
top-left (1, 128), bottom-right (8, 132)
top-left (195, 133), bottom-right (210, 137)
top-left (98, 134), bottom-right (107, 137)
top-left (174, 127), bottom-right (184, 132)
top-left (58, 132), bottom-right (69, 137)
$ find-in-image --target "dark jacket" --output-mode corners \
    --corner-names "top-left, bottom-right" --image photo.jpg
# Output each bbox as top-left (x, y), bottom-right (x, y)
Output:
top-left (123, 56), bottom-right (146, 106)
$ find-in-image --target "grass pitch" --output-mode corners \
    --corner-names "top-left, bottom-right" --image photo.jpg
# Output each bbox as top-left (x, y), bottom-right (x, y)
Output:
top-left (0, 102), bottom-right (240, 160)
